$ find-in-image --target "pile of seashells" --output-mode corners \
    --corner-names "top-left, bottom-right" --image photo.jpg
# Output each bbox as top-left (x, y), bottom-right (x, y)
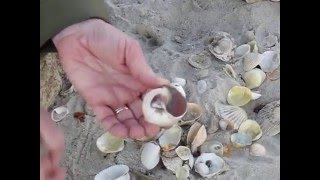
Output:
top-left (93, 31), bottom-right (280, 179)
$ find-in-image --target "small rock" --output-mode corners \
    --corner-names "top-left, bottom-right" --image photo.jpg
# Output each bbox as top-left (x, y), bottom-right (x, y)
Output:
top-left (197, 80), bottom-right (207, 94)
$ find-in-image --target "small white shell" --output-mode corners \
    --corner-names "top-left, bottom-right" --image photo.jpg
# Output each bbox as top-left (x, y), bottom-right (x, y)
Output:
top-left (208, 32), bottom-right (236, 62)
top-left (223, 64), bottom-right (237, 79)
top-left (51, 106), bottom-right (69, 122)
top-left (249, 143), bottom-right (266, 156)
top-left (141, 142), bottom-right (161, 170)
top-left (238, 120), bottom-right (262, 141)
top-left (234, 44), bottom-right (250, 60)
top-left (256, 100), bottom-right (280, 136)
top-left (200, 141), bottom-right (224, 157)
top-left (194, 153), bottom-right (225, 178)
top-left (96, 132), bottom-right (124, 154)
top-left (243, 53), bottom-right (262, 71)
top-left (243, 68), bottom-right (266, 89)
top-left (260, 51), bottom-right (280, 72)
top-left (94, 165), bottom-right (130, 180)
top-left (218, 119), bottom-right (229, 131)
top-left (175, 146), bottom-right (192, 161)
top-left (215, 102), bottom-right (248, 129)
top-left (230, 132), bottom-right (252, 148)
top-left (172, 77), bottom-right (186, 87)
top-left (175, 165), bottom-right (190, 180)
top-left (159, 124), bottom-right (183, 151)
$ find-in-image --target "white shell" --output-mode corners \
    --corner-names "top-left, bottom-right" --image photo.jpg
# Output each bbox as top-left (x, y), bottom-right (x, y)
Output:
top-left (172, 77), bottom-right (186, 87)
top-left (170, 83), bottom-right (186, 98)
top-left (251, 91), bottom-right (262, 100)
top-left (141, 142), bottom-right (161, 170)
top-left (191, 125), bottom-right (207, 152)
top-left (256, 100), bottom-right (280, 136)
top-left (249, 143), bottom-right (266, 156)
top-left (230, 132), bottom-right (252, 148)
top-left (260, 51), bottom-right (280, 72)
top-left (238, 119), bottom-right (262, 141)
top-left (243, 68), bottom-right (266, 89)
top-left (243, 53), bottom-right (262, 71)
top-left (159, 124), bottom-right (183, 151)
top-left (175, 146), bottom-right (192, 161)
top-left (94, 165), bottom-right (130, 180)
top-left (234, 44), bottom-right (250, 60)
top-left (194, 153), bottom-right (225, 178)
top-left (175, 165), bottom-right (190, 180)
top-left (208, 32), bottom-right (236, 62)
top-left (188, 154), bottom-right (195, 169)
top-left (223, 64), bottom-right (237, 79)
top-left (161, 156), bottom-right (183, 173)
top-left (215, 102), bottom-right (248, 130)
top-left (96, 132), bottom-right (124, 154)
top-left (142, 85), bottom-right (187, 127)
top-left (51, 106), bottom-right (69, 122)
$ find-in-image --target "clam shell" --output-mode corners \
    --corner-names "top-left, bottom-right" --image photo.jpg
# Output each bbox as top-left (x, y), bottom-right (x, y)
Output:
top-left (51, 106), bottom-right (69, 122)
top-left (96, 132), bottom-right (124, 154)
top-left (175, 165), bottom-right (190, 180)
top-left (227, 86), bottom-right (253, 106)
top-left (188, 53), bottom-right (212, 69)
top-left (161, 156), bottom-right (183, 173)
top-left (159, 124), bottom-right (183, 151)
top-left (94, 165), bottom-right (130, 180)
top-left (175, 146), bottom-right (192, 160)
top-left (266, 68), bottom-right (280, 81)
top-left (249, 143), bottom-right (266, 156)
top-left (260, 51), bottom-right (280, 72)
top-left (243, 68), bottom-right (266, 89)
top-left (191, 125), bottom-right (207, 152)
top-left (234, 44), bottom-right (250, 60)
top-left (200, 141), bottom-right (224, 157)
top-left (223, 64), bottom-right (237, 79)
top-left (238, 120), bottom-right (262, 141)
top-left (243, 53), bottom-right (262, 71)
top-left (141, 142), bottom-right (161, 170)
top-left (187, 122), bottom-right (202, 145)
top-left (215, 102), bottom-right (248, 129)
top-left (208, 32), bottom-right (236, 62)
top-left (247, 41), bottom-right (259, 53)
top-left (179, 103), bottom-right (202, 126)
top-left (256, 100), bottom-right (280, 136)
top-left (194, 153), bottom-right (226, 178)
top-left (230, 132), bottom-right (252, 148)
top-left (188, 154), bottom-right (195, 169)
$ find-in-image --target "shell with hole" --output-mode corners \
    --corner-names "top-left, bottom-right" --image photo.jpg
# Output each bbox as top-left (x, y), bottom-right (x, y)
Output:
top-left (159, 124), bottom-right (183, 151)
top-left (188, 53), bottom-right (212, 69)
top-left (175, 165), bottom-right (190, 180)
top-left (187, 122), bottom-right (207, 152)
top-left (243, 68), bottom-right (266, 89)
top-left (227, 86), bottom-right (261, 107)
top-left (179, 103), bottom-right (202, 126)
top-left (208, 32), bottom-right (236, 62)
top-left (243, 52), bottom-right (262, 71)
top-left (194, 153), bottom-right (226, 178)
top-left (230, 132), bottom-right (252, 148)
top-left (200, 141), bottom-right (224, 157)
top-left (234, 44), bottom-right (250, 60)
top-left (249, 143), bottom-right (266, 156)
top-left (260, 51), bottom-right (280, 72)
top-left (142, 85), bottom-right (187, 127)
top-left (96, 132), bottom-right (124, 154)
top-left (94, 165), bottom-right (130, 180)
top-left (215, 102), bottom-right (248, 130)
top-left (175, 146), bottom-right (192, 161)
top-left (140, 142), bottom-right (161, 170)
top-left (256, 100), bottom-right (280, 136)
top-left (238, 120), bottom-right (262, 141)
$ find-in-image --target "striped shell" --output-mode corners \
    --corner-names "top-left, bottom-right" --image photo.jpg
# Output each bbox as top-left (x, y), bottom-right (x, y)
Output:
top-left (256, 100), bottom-right (280, 136)
top-left (243, 53), bottom-right (262, 71)
top-left (215, 102), bottom-right (248, 130)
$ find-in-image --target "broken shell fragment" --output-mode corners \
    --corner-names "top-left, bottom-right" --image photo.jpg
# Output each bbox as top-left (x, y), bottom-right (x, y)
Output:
top-left (200, 141), bottom-right (224, 157)
top-left (141, 142), bottom-right (161, 170)
top-left (194, 153), bottom-right (226, 178)
top-left (208, 32), bottom-right (236, 62)
top-left (250, 143), bottom-right (266, 156)
top-left (256, 100), bottom-right (280, 136)
top-left (142, 85), bottom-right (187, 127)
top-left (227, 86), bottom-right (252, 106)
top-left (238, 120), bottom-right (262, 141)
top-left (96, 132), bottom-right (124, 154)
top-left (188, 53), bottom-right (212, 69)
top-left (159, 124), bottom-right (183, 151)
top-left (223, 64), bottom-right (237, 79)
top-left (179, 103), bottom-right (202, 125)
top-left (215, 102), bottom-right (248, 130)
top-left (175, 146), bottom-right (192, 160)
top-left (230, 132), bottom-right (252, 148)
top-left (94, 164), bottom-right (130, 180)
top-left (51, 106), bottom-right (69, 122)
top-left (187, 122), bottom-right (207, 152)
top-left (260, 51), bottom-right (280, 72)
top-left (243, 53), bottom-right (262, 71)
top-left (234, 44), bottom-right (250, 60)
top-left (175, 165), bottom-right (190, 180)
top-left (243, 68), bottom-right (266, 89)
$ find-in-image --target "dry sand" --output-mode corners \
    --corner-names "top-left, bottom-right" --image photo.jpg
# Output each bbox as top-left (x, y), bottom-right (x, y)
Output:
top-left (45, 0), bottom-right (280, 179)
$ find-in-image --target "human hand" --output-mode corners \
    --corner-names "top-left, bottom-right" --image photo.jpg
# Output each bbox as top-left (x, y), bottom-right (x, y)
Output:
top-left (40, 108), bottom-right (65, 180)
top-left (52, 19), bottom-right (168, 139)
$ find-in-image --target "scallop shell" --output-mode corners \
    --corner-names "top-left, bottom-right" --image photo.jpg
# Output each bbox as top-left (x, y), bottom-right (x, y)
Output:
top-left (141, 142), bottom-right (161, 170)
top-left (215, 102), bottom-right (248, 129)
top-left (94, 165), bottom-right (130, 180)
top-left (175, 165), bottom-right (190, 180)
top-left (249, 143), bottom-right (266, 156)
top-left (256, 100), bottom-right (280, 136)
top-left (238, 120), bottom-right (262, 141)
top-left (142, 85), bottom-right (187, 127)
top-left (175, 146), bottom-right (192, 160)
top-left (260, 51), bottom-right (280, 72)
top-left (208, 32), bottom-right (236, 62)
top-left (227, 86), bottom-right (253, 106)
top-left (223, 64), bottom-right (237, 79)
top-left (188, 53), bottom-right (212, 69)
top-left (96, 132), bottom-right (124, 154)
top-left (51, 106), bottom-right (69, 122)
top-left (187, 122), bottom-right (207, 152)
top-left (179, 103), bottom-right (202, 125)
top-left (243, 68), bottom-right (266, 89)
top-left (234, 44), bottom-right (250, 60)
top-left (230, 132), bottom-right (252, 148)
top-left (243, 53), bottom-right (262, 71)
top-left (247, 41), bottom-right (259, 53)
top-left (159, 124), bottom-right (183, 151)
top-left (266, 68), bottom-right (280, 81)
top-left (194, 153), bottom-right (226, 178)
top-left (200, 141), bottom-right (224, 157)
top-left (161, 156), bottom-right (183, 173)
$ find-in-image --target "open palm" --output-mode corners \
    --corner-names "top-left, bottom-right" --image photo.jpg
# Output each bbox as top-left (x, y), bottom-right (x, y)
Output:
top-left (53, 19), bottom-right (167, 139)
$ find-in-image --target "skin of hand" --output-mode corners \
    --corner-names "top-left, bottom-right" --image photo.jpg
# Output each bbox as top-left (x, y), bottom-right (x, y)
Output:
top-left (40, 108), bottom-right (65, 180)
top-left (52, 19), bottom-right (169, 139)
